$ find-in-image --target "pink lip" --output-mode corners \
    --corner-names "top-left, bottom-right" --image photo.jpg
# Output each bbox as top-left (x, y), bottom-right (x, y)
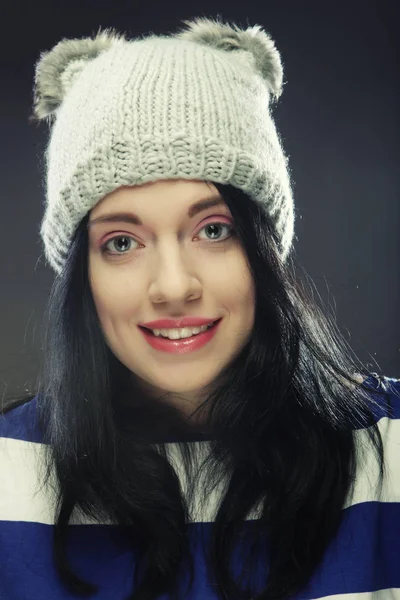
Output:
top-left (138, 319), bottom-right (222, 354)
top-left (140, 317), bottom-right (218, 329)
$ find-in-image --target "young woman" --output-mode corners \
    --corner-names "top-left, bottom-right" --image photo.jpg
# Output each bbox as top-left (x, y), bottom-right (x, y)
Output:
top-left (1, 16), bottom-right (399, 600)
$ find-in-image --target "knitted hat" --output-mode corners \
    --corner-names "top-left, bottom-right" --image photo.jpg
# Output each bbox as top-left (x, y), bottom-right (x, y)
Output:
top-left (32, 16), bottom-right (295, 275)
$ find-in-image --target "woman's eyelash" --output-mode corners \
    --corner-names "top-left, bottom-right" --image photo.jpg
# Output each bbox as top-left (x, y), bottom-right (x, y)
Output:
top-left (100, 221), bottom-right (235, 256)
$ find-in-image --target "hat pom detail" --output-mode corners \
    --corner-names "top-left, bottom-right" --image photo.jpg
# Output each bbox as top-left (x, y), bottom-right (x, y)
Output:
top-left (33, 28), bottom-right (124, 120)
top-left (175, 16), bottom-right (284, 100)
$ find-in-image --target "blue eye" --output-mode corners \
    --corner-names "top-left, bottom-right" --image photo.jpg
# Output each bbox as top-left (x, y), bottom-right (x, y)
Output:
top-left (100, 222), bottom-right (235, 256)
top-left (196, 222), bottom-right (234, 241)
top-left (100, 236), bottom-right (139, 255)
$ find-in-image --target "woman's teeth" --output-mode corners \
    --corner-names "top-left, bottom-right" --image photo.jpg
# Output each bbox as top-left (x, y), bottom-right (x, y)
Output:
top-left (150, 324), bottom-right (213, 339)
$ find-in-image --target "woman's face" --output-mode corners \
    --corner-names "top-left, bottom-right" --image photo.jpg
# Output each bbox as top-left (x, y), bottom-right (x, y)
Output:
top-left (88, 179), bottom-right (255, 415)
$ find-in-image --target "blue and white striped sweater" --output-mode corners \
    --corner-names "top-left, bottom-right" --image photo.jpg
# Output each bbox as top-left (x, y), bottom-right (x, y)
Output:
top-left (0, 374), bottom-right (399, 599)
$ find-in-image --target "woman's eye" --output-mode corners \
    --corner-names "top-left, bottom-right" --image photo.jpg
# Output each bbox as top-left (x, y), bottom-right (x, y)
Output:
top-left (101, 235), bottom-right (139, 255)
top-left (100, 222), bottom-right (234, 256)
top-left (196, 222), bottom-right (234, 242)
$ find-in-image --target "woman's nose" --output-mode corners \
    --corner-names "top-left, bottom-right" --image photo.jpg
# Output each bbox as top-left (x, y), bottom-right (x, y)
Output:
top-left (148, 249), bottom-right (202, 304)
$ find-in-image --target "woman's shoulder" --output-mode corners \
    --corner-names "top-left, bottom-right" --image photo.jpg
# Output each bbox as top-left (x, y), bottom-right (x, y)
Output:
top-left (0, 394), bottom-right (42, 443)
top-left (360, 373), bottom-right (400, 413)
top-left (344, 373), bottom-right (400, 509)
top-left (357, 373), bottom-right (400, 429)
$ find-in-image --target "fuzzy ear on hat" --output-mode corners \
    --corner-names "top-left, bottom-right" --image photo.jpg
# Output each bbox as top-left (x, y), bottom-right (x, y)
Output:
top-left (32, 28), bottom-right (125, 121)
top-left (175, 16), bottom-right (284, 101)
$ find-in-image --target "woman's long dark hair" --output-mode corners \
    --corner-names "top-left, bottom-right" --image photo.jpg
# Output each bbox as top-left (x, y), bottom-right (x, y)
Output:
top-left (2, 182), bottom-right (389, 600)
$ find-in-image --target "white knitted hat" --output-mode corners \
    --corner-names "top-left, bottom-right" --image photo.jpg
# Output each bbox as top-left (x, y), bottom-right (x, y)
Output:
top-left (32, 16), bottom-right (295, 274)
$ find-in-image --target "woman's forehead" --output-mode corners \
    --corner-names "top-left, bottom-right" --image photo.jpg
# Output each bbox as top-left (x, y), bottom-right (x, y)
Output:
top-left (89, 180), bottom-right (227, 223)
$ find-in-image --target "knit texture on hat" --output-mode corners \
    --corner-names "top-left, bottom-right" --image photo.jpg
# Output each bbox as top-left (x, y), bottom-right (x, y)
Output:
top-left (32, 16), bottom-right (295, 274)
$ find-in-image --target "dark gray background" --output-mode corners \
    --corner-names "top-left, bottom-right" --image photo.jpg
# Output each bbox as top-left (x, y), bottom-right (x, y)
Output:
top-left (1, 0), bottom-right (398, 403)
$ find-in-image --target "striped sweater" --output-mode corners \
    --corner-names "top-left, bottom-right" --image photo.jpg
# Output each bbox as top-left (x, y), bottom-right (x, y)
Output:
top-left (0, 374), bottom-right (399, 599)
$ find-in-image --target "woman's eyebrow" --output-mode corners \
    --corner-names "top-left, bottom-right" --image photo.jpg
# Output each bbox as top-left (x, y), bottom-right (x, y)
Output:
top-left (87, 195), bottom-right (225, 228)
